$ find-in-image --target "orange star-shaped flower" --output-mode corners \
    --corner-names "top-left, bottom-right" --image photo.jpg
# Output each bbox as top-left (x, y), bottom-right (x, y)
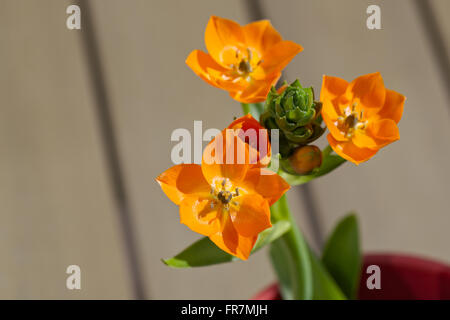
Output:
top-left (186, 16), bottom-right (303, 103)
top-left (156, 116), bottom-right (289, 260)
top-left (320, 72), bottom-right (405, 164)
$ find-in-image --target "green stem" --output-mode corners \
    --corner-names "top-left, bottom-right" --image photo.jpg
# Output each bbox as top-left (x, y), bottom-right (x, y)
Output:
top-left (322, 144), bottom-right (332, 158)
top-left (241, 103), bottom-right (250, 115)
top-left (269, 194), bottom-right (313, 300)
top-left (239, 101), bottom-right (316, 299)
top-left (238, 102), bottom-right (345, 299)
top-left (241, 102), bottom-right (265, 119)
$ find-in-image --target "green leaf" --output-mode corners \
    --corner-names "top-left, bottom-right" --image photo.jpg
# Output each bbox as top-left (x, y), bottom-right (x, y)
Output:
top-left (254, 220), bottom-right (291, 250)
top-left (309, 247), bottom-right (347, 300)
top-left (280, 147), bottom-right (346, 186)
top-left (269, 237), bottom-right (300, 299)
top-left (270, 233), bottom-right (314, 300)
top-left (322, 213), bottom-right (362, 299)
top-left (162, 238), bottom-right (232, 268)
top-left (162, 220), bottom-right (291, 268)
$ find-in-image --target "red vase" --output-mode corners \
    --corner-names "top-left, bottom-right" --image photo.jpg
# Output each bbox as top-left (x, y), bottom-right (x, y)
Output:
top-left (253, 253), bottom-right (450, 300)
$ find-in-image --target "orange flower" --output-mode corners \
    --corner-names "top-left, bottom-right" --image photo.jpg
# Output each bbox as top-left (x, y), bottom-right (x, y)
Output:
top-left (156, 117), bottom-right (290, 260)
top-left (320, 72), bottom-right (405, 164)
top-left (225, 114), bottom-right (271, 167)
top-left (186, 16), bottom-right (303, 103)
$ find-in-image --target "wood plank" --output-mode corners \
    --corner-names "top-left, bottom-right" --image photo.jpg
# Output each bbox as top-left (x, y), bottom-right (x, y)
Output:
top-left (0, 1), bottom-right (132, 298)
top-left (89, 0), bottom-right (317, 299)
top-left (430, 0), bottom-right (450, 56)
top-left (262, 0), bottom-right (450, 261)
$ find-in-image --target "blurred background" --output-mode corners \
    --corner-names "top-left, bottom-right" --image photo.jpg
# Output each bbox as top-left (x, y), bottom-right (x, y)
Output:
top-left (0, 0), bottom-right (449, 299)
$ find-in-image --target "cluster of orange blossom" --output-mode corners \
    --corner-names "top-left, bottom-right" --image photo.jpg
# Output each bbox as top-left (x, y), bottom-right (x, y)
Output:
top-left (157, 16), bottom-right (405, 259)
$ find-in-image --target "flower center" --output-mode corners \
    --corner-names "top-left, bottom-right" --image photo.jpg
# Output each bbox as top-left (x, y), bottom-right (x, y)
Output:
top-left (210, 178), bottom-right (241, 210)
top-left (238, 59), bottom-right (253, 75)
top-left (335, 103), bottom-right (368, 139)
top-left (224, 47), bottom-right (262, 83)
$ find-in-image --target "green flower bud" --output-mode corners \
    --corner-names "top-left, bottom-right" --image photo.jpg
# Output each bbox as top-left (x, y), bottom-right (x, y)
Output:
top-left (260, 80), bottom-right (325, 157)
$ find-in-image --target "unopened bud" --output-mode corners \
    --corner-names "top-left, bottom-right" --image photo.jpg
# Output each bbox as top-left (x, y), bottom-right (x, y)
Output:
top-left (288, 145), bottom-right (322, 175)
top-left (260, 80), bottom-right (325, 158)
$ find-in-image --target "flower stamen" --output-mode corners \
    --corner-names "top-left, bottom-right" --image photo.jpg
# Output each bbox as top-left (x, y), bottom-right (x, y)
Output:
top-left (336, 103), bottom-right (368, 139)
top-left (210, 178), bottom-right (242, 211)
top-left (238, 60), bottom-right (252, 74)
top-left (228, 47), bottom-right (257, 81)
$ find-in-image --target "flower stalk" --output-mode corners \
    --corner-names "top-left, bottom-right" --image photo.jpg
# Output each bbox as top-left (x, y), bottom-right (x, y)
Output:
top-left (269, 193), bottom-right (313, 299)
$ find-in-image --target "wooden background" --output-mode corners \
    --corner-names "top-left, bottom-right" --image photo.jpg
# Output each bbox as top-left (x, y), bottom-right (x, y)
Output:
top-left (0, 0), bottom-right (449, 299)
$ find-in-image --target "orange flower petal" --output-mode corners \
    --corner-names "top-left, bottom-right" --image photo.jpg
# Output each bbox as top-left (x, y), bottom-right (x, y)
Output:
top-left (205, 16), bottom-right (245, 67)
top-left (156, 164), bottom-right (210, 205)
top-left (322, 100), bottom-right (348, 142)
top-left (352, 130), bottom-right (378, 149)
top-left (227, 114), bottom-right (271, 166)
top-left (242, 168), bottom-right (290, 206)
top-left (352, 119), bottom-right (399, 149)
top-left (230, 194), bottom-right (271, 237)
top-left (253, 40), bottom-right (303, 79)
top-left (202, 131), bottom-right (251, 184)
top-left (320, 75), bottom-right (349, 102)
top-left (227, 114), bottom-right (262, 131)
top-left (179, 196), bottom-right (220, 236)
top-left (185, 50), bottom-right (227, 88)
top-left (378, 89), bottom-right (405, 124)
top-left (243, 20), bottom-right (282, 53)
top-left (367, 118), bottom-right (400, 148)
top-left (230, 73), bottom-right (280, 103)
top-left (345, 72), bottom-right (386, 111)
top-left (207, 68), bottom-right (247, 92)
top-left (208, 215), bottom-right (257, 260)
top-left (328, 134), bottom-right (377, 165)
